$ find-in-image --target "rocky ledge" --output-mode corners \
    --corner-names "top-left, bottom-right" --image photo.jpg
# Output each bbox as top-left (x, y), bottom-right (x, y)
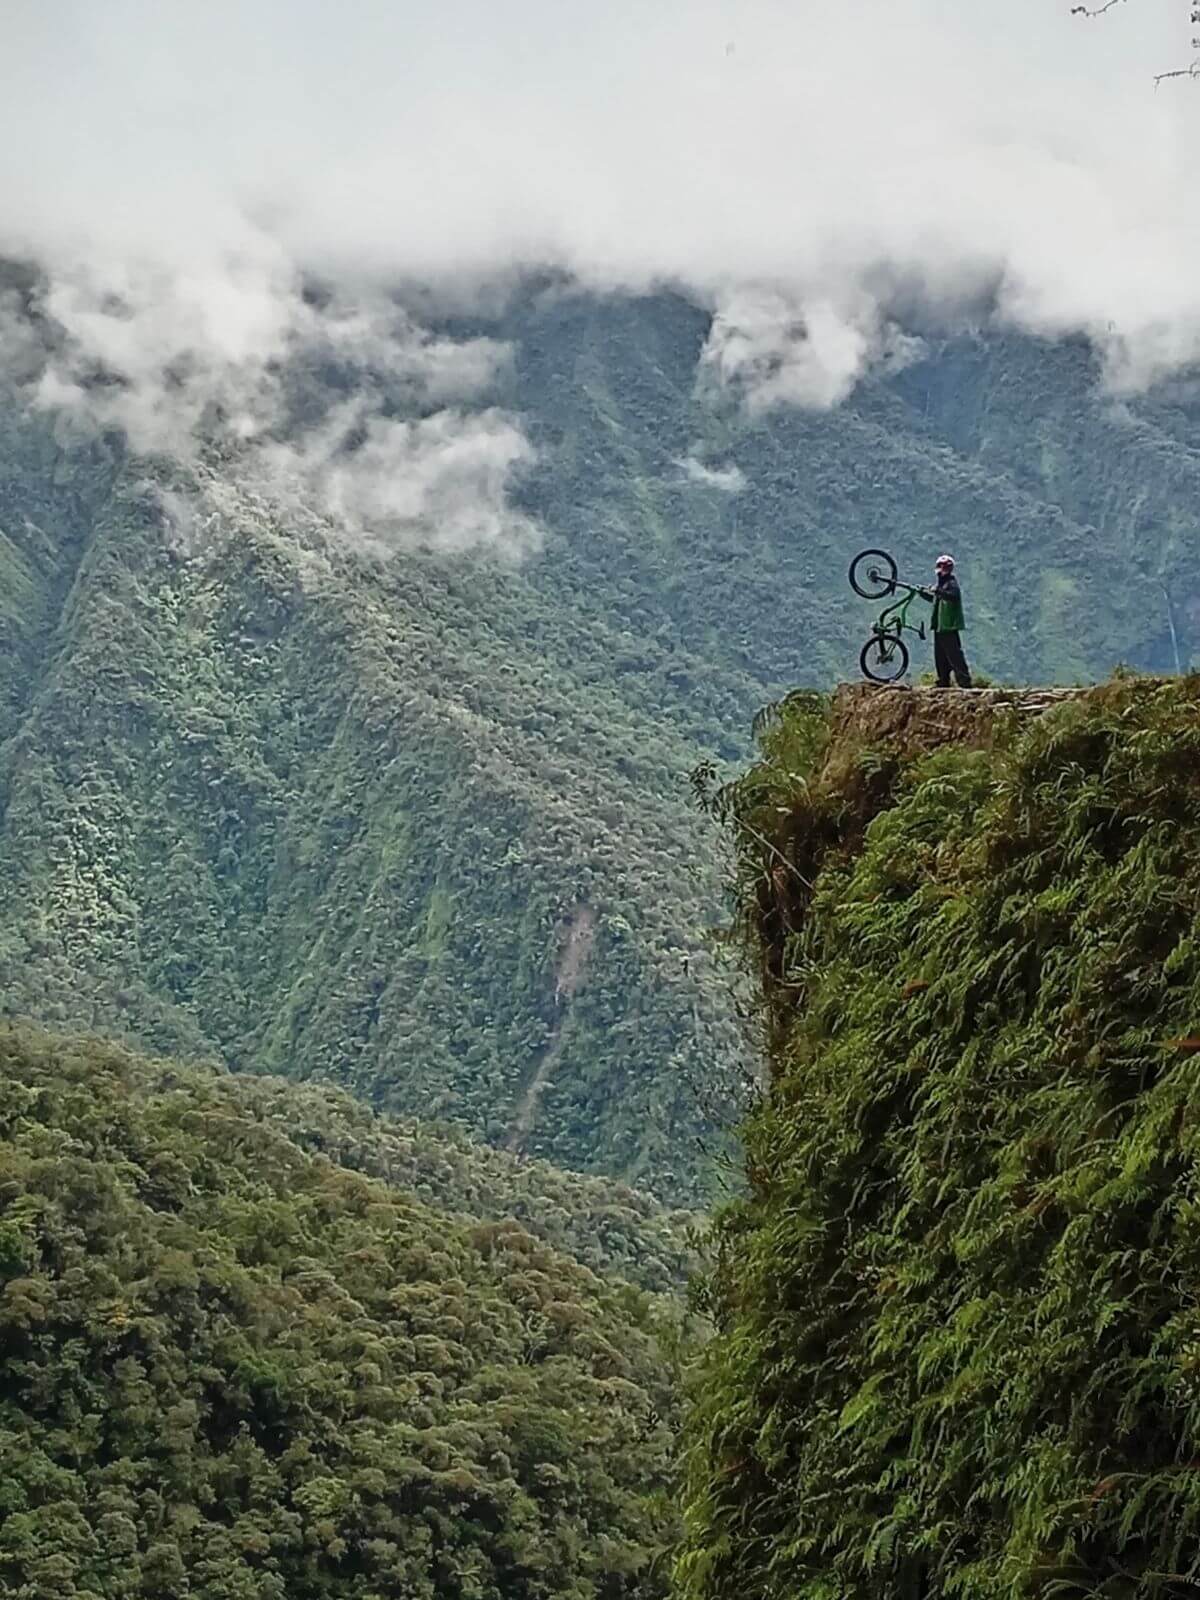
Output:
top-left (828, 682), bottom-right (1101, 760)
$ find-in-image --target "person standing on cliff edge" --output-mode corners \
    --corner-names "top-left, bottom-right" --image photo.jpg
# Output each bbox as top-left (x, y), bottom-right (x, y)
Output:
top-left (922, 555), bottom-right (972, 688)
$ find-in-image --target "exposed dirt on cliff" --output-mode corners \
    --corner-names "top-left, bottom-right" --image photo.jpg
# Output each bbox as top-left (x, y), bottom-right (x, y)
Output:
top-left (826, 683), bottom-right (1098, 763)
top-left (506, 905), bottom-right (596, 1154)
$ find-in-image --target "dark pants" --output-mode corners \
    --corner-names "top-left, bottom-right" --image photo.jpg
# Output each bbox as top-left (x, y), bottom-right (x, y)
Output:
top-left (934, 630), bottom-right (971, 688)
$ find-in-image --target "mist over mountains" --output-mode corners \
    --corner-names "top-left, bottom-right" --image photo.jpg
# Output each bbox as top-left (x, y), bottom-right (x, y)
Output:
top-left (3, 0), bottom-right (1199, 564)
top-left (0, 0), bottom-right (1197, 1232)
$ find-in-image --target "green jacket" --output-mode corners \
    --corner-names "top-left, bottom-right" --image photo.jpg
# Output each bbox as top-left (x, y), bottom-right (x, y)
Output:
top-left (932, 574), bottom-right (965, 633)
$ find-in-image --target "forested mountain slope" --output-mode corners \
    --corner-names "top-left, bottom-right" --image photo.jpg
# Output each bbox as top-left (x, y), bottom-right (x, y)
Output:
top-left (680, 677), bottom-right (1200, 1600)
top-left (0, 285), bottom-right (1199, 1199)
top-left (201, 1072), bottom-right (697, 1295)
top-left (0, 1022), bottom-right (685, 1599)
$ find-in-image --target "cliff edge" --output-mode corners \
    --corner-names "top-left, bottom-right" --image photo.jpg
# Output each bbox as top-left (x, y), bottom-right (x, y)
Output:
top-left (828, 681), bottom-right (1098, 757)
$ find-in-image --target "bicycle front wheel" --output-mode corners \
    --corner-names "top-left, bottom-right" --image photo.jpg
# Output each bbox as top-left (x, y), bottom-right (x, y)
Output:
top-left (848, 548), bottom-right (898, 600)
top-left (860, 633), bottom-right (910, 684)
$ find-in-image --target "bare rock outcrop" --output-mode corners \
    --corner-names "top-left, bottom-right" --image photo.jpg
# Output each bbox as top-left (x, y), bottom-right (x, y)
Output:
top-left (827, 682), bottom-right (1100, 761)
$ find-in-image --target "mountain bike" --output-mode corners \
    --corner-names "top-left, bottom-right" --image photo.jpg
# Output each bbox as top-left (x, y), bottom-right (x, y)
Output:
top-left (848, 548), bottom-right (927, 683)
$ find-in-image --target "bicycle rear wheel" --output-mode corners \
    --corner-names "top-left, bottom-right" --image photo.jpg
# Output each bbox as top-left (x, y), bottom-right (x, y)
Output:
top-left (848, 548), bottom-right (898, 600)
top-left (860, 633), bottom-right (910, 683)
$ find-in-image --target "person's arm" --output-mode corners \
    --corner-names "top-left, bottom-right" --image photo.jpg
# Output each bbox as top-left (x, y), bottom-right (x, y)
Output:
top-left (925, 575), bottom-right (958, 604)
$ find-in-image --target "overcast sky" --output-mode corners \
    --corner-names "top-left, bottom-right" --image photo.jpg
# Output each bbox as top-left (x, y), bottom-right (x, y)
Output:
top-left (1, 0), bottom-right (1196, 545)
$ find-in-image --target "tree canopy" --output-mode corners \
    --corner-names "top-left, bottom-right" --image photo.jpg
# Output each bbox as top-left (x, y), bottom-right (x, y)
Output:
top-left (0, 1023), bottom-right (687, 1599)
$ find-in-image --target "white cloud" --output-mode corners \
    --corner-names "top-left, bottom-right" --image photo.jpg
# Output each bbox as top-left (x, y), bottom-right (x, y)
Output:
top-left (6, 256), bottom-right (534, 555)
top-left (0, 0), bottom-right (1197, 470)
top-left (676, 455), bottom-right (747, 493)
top-left (697, 291), bottom-right (926, 414)
top-left (28, 258), bottom-right (295, 458)
top-left (256, 402), bottom-right (539, 559)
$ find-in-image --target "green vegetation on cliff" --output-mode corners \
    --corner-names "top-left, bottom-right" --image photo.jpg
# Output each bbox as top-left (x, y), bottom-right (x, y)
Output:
top-left (0, 1023), bottom-right (686, 1599)
top-left (681, 677), bottom-right (1200, 1599)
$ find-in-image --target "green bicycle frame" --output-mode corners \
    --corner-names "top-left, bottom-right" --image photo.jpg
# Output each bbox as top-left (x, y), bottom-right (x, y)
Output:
top-left (873, 581), bottom-right (927, 644)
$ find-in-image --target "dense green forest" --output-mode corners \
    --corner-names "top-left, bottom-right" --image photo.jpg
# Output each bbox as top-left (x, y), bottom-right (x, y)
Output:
top-left (680, 676), bottom-right (1200, 1599)
top-left (2, 283), bottom-right (1200, 1199)
top-left (0, 1021), bottom-right (691, 1598)
top-left (193, 1072), bottom-right (698, 1295)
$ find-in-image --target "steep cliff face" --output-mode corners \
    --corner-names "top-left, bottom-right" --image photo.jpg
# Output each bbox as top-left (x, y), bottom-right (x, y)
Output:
top-left (681, 676), bottom-right (1200, 1600)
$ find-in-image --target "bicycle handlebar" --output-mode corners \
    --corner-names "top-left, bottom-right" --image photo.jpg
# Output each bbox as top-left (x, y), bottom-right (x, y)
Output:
top-left (879, 576), bottom-right (928, 600)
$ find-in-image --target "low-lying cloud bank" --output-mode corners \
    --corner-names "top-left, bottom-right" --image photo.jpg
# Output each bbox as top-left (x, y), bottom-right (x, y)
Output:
top-left (0, 0), bottom-right (1195, 545)
top-left (0, 264), bottom-right (540, 557)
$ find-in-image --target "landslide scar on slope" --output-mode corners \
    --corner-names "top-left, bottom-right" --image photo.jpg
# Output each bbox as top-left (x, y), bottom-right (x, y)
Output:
top-left (506, 905), bottom-right (596, 1154)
